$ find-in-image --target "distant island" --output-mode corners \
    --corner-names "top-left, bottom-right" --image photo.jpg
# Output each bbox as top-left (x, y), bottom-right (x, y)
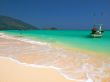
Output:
top-left (43, 27), bottom-right (58, 30)
top-left (0, 15), bottom-right (38, 30)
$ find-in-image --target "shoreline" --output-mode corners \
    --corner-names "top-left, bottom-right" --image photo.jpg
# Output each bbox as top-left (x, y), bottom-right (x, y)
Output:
top-left (0, 32), bottom-right (108, 57)
top-left (0, 57), bottom-right (76, 82)
top-left (0, 32), bottom-right (110, 82)
top-left (0, 57), bottom-right (94, 82)
top-left (1, 57), bottom-right (99, 82)
top-left (0, 33), bottom-right (85, 81)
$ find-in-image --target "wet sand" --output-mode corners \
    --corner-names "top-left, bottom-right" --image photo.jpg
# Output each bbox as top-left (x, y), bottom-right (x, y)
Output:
top-left (0, 35), bottom-right (77, 82)
top-left (0, 57), bottom-right (75, 82)
top-left (0, 33), bottom-right (110, 82)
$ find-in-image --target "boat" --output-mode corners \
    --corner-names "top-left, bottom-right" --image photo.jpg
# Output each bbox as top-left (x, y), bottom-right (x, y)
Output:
top-left (91, 34), bottom-right (102, 38)
top-left (90, 24), bottom-right (104, 38)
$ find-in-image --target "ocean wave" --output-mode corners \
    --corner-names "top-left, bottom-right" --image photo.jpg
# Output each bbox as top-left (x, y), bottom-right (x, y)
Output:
top-left (0, 33), bottom-right (110, 82)
top-left (0, 57), bottom-right (94, 82)
top-left (0, 33), bottom-right (48, 45)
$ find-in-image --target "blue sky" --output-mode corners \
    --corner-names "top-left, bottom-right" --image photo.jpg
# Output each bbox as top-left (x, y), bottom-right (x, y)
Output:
top-left (0, 0), bottom-right (110, 29)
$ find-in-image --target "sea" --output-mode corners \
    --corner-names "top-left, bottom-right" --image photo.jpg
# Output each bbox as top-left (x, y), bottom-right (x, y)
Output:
top-left (0, 30), bottom-right (110, 82)
top-left (1, 30), bottom-right (110, 55)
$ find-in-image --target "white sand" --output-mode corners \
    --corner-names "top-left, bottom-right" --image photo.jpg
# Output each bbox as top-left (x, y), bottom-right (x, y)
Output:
top-left (0, 33), bottom-right (110, 82)
top-left (0, 57), bottom-right (75, 82)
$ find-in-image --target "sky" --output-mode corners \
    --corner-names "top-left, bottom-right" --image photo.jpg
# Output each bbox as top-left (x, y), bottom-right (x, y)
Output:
top-left (0, 0), bottom-right (110, 29)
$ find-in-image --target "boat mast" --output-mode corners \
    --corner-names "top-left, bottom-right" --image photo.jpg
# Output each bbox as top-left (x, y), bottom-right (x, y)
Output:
top-left (99, 24), bottom-right (102, 31)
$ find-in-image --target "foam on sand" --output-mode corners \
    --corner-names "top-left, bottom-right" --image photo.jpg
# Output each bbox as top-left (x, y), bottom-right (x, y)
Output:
top-left (0, 33), bottom-right (48, 45)
top-left (0, 33), bottom-right (110, 82)
top-left (0, 57), bottom-right (94, 82)
top-left (0, 57), bottom-right (75, 82)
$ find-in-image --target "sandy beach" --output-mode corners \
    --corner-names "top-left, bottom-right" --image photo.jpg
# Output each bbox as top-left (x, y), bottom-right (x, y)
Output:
top-left (0, 33), bottom-right (110, 82)
top-left (0, 57), bottom-right (75, 82)
top-left (0, 34), bottom-right (75, 82)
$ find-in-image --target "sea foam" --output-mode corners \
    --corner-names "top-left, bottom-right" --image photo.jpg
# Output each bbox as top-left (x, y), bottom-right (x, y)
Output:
top-left (0, 56), bottom-right (94, 82)
top-left (0, 33), bottom-right (48, 45)
top-left (0, 33), bottom-right (110, 82)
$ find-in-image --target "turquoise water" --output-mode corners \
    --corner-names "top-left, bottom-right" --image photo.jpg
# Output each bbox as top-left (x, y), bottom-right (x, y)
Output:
top-left (1, 30), bottom-right (110, 55)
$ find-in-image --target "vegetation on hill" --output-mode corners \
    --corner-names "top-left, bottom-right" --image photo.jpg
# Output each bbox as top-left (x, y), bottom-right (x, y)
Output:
top-left (0, 15), bottom-right (38, 30)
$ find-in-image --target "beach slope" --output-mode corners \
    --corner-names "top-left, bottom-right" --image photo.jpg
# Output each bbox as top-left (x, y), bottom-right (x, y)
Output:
top-left (0, 57), bottom-right (75, 82)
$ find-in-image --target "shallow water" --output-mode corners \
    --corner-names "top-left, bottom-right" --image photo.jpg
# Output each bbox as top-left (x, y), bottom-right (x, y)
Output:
top-left (1, 30), bottom-right (110, 55)
top-left (0, 32), bottom-right (110, 82)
